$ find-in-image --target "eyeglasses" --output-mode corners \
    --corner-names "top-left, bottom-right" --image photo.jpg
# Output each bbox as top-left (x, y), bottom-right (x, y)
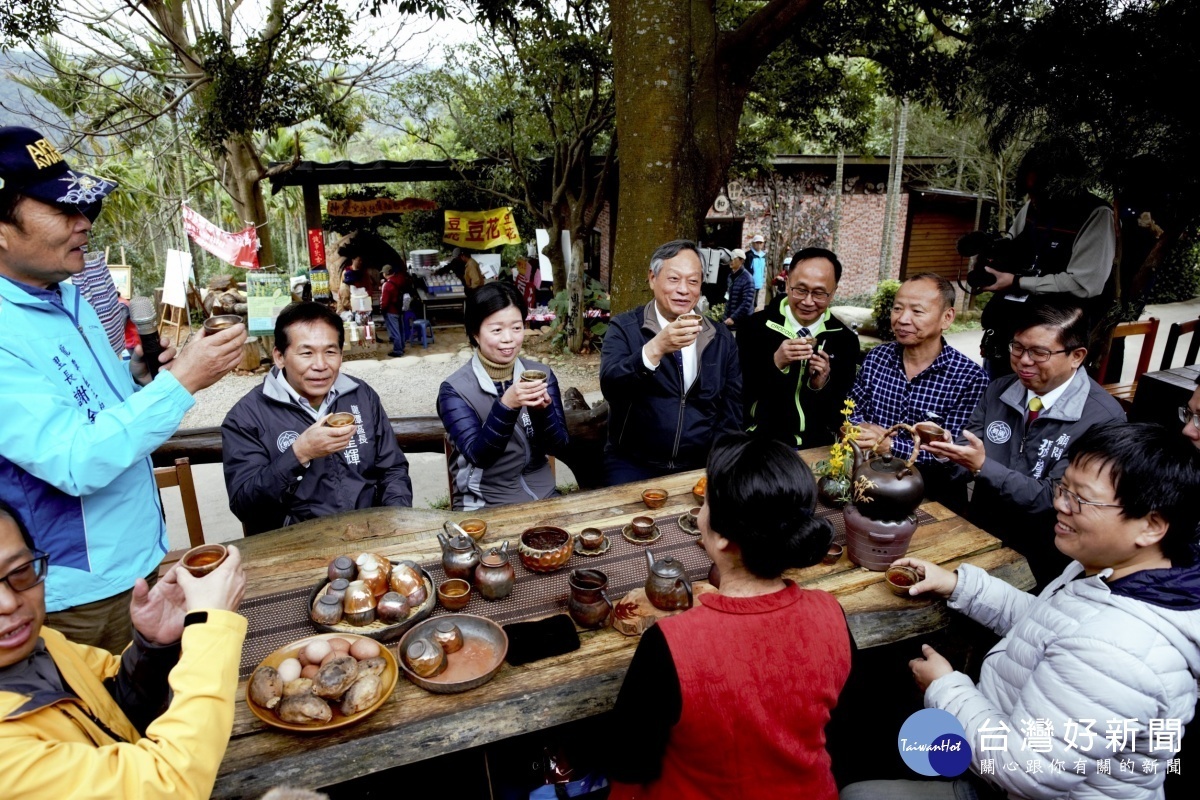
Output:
top-left (1178, 406), bottom-right (1200, 429)
top-left (1008, 341), bottom-right (1071, 363)
top-left (1051, 480), bottom-right (1123, 515)
top-left (788, 286), bottom-right (831, 302)
top-left (0, 554), bottom-right (49, 594)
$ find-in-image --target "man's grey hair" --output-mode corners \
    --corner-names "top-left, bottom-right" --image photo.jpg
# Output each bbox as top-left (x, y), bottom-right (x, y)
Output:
top-left (649, 239), bottom-right (703, 277)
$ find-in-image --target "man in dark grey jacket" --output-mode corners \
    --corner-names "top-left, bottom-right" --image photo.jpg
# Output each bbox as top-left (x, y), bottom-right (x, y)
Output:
top-left (926, 299), bottom-right (1125, 587)
top-left (221, 302), bottom-right (412, 534)
top-left (600, 239), bottom-right (742, 484)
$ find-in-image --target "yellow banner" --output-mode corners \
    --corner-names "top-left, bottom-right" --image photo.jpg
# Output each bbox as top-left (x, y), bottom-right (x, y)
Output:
top-left (443, 207), bottom-right (521, 250)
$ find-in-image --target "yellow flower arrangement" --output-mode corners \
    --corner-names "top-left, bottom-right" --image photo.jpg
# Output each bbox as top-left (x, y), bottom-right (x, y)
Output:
top-left (815, 399), bottom-right (859, 484)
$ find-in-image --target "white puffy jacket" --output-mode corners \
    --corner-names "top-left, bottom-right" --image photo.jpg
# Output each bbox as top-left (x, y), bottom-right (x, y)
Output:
top-left (925, 562), bottom-right (1200, 799)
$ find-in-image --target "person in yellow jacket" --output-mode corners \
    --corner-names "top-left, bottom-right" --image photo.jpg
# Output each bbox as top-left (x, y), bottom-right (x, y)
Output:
top-left (0, 500), bottom-right (247, 799)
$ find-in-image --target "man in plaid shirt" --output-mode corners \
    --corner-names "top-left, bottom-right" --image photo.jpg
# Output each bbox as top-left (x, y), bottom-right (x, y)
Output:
top-left (848, 273), bottom-right (987, 510)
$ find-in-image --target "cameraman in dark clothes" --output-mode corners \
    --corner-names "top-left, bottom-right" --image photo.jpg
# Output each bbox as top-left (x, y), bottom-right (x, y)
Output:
top-left (961, 139), bottom-right (1116, 379)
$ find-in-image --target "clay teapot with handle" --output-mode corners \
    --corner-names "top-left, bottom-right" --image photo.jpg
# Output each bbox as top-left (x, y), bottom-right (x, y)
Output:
top-left (644, 549), bottom-right (693, 611)
top-left (438, 525), bottom-right (482, 583)
top-left (849, 423), bottom-right (926, 522)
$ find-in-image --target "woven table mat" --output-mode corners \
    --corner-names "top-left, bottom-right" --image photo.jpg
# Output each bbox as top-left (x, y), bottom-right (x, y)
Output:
top-left (237, 503), bottom-right (935, 678)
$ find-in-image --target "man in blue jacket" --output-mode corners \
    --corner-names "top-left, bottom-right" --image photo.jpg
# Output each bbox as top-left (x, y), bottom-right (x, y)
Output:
top-left (0, 126), bottom-right (247, 652)
top-left (221, 302), bottom-right (412, 534)
top-left (600, 239), bottom-right (742, 484)
top-left (721, 248), bottom-right (754, 332)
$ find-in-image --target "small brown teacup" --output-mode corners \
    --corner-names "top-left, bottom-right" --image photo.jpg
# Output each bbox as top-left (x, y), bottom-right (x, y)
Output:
top-left (203, 314), bottom-right (242, 334)
top-left (884, 565), bottom-right (921, 597)
top-left (326, 412), bottom-right (356, 428)
top-left (437, 578), bottom-right (472, 611)
top-left (520, 369), bottom-right (548, 383)
top-left (822, 543), bottom-right (844, 565)
top-left (405, 639), bottom-right (446, 678)
top-left (686, 506), bottom-right (702, 528)
top-left (677, 312), bottom-right (703, 324)
top-left (459, 518), bottom-right (488, 541)
top-left (579, 527), bottom-right (605, 551)
top-left (630, 516), bottom-right (656, 539)
top-left (180, 544), bottom-right (228, 578)
top-left (431, 620), bottom-right (464, 654)
top-left (641, 488), bottom-right (668, 509)
top-left (914, 421), bottom-right (949, 442)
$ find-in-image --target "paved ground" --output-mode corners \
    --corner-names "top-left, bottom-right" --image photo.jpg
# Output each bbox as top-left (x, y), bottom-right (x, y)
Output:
top-left (161, 297), bottom-right (1200, 550)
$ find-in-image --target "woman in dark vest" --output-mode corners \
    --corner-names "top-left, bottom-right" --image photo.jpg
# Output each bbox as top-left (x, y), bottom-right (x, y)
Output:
top-left (607, 433), bottom-right (852, 799)
top-left (437, 282), bottom-right (568, 510)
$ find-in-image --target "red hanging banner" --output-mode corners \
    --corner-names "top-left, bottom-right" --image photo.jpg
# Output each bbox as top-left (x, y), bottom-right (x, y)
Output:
top-left (182, 204), bottom-right (260, 269)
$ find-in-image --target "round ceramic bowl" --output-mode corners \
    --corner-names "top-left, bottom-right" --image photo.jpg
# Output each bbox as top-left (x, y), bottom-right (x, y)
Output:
top-left (397, 614), bottom-right (508, 694)
top-left (884, 565), bottom-right (921, 597)
top-left (578, 527), bottom-right (605, 551)
top-left (641, 488), bottom-right (668, 509)
top-left (518, 526), bottom-right (573, 573)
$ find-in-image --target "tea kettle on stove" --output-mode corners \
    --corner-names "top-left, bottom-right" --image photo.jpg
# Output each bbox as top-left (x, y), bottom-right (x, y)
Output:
top-left (849, 423), bottom-right (927, 521)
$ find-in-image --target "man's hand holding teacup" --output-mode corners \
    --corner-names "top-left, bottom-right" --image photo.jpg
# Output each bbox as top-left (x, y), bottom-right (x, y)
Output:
top-left (924, 430), bottom-right (987, 474)
top-left (644, 315), bottom-right (702, 367)
top-left (292, 414), bottom-right (356, 466)
top-left (773, 337), bottom-right (815, 370)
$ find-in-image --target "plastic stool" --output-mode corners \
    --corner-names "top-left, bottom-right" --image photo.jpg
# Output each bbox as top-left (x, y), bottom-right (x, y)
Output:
top-left (402, 310), bottom-right (416, 344)
top-left (410, 318), bottom-right (434, 348)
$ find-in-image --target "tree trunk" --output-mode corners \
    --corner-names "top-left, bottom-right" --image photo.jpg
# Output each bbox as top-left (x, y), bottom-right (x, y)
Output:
top-left (832, 148), bottom-right (845, 252)
top-left (219, 134), bottom-right (275, 270)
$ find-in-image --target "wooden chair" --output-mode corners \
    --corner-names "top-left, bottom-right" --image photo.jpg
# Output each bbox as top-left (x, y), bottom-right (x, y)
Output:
top-left (1159, 317), bottom-right (1200, 370)
top-left (1099, 317), bottom-right (1160, 411)
top-left (154, 457), bottom-right (205, 548)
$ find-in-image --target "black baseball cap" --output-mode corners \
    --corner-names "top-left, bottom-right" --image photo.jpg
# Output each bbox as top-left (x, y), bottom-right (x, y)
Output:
top-left (0, 126), bottom-right (117, 210)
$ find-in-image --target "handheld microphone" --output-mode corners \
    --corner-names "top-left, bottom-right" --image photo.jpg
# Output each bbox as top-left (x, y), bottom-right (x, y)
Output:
top-left (129, 296), bottom-right (164, 378)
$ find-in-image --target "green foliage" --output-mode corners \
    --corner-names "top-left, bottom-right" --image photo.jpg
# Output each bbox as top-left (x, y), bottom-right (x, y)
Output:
top-left (871, 279), bottom-right (901, 341)
top-left (1, 1), bottom-right (57, 51)
top-left (1144, 237), bottom-right (1200, 305)
top-left (426, 495), bottom-right (451, 511)
top-left (704, 302), bottom-right (726, 323)
top-left (547, 277), bottom-right (610, 353)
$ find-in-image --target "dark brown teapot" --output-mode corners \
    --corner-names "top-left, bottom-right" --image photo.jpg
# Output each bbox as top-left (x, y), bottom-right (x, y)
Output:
top-left (474, 541), bottom-right (515, 601)
top-left (644, 550), bottom-right (693, 611)
top-left (849, 424), bottom-right (926, 522)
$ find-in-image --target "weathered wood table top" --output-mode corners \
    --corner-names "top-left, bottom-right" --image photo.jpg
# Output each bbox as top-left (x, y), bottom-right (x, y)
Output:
top-left (212, 450), bottom-right (1032, 798)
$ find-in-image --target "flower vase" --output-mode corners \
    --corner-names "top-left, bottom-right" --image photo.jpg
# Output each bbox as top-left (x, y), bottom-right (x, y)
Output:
top-left (817, 475), bottom-right (850, 508)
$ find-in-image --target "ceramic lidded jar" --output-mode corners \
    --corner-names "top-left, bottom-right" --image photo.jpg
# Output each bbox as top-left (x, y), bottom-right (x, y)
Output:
top-left (474, 541), bottom-right (515, 601)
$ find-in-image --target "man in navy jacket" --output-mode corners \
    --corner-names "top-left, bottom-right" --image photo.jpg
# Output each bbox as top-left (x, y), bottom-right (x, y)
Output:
top-left (600, 240), bottom-right (742, 484)
top-left (221, 302), bottom-right (411, 534)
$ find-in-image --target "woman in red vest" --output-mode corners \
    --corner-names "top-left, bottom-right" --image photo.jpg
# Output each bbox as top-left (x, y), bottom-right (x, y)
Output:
top-left (607, 434), bottom-right (853, 799)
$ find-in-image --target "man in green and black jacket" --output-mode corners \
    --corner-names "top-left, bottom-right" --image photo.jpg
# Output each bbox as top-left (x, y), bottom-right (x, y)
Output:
top-left (738, 248), bottom-right (859, 448)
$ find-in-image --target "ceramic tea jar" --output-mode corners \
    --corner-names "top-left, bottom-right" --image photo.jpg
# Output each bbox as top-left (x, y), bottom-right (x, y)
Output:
top-left (644, 550), bottom-right (693, 611)
top-left (474, 541), bottom-right (515, 601)
top-left (438, 531), bottom-right (482, 583)
top-left (567, 569), bottom-right (613, 629)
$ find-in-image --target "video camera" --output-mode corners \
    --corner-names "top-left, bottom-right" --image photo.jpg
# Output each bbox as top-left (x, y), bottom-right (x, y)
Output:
top-left (956, 230), bottom-right (1033, 291)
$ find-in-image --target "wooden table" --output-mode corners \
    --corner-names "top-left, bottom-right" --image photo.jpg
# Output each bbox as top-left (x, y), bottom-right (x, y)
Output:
top-left (213, 454), bottom-right (1032, 797)
top-left (1130, 364), bottom-right (1199, 425)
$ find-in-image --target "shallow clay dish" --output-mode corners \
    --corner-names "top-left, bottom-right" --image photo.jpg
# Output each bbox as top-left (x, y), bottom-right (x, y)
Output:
top-left (244, 632), bottom-right (398, 733)
top-left (519, 526), bottom-right (573, 573)
top-left (397, 614), bottom-right (508, 694)
top-left (621, 523), bottom-right (662, 545)
top-left (308, 563), bottom-right (436, 641)
top-left (573, 534), bottom-right (612, 557)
